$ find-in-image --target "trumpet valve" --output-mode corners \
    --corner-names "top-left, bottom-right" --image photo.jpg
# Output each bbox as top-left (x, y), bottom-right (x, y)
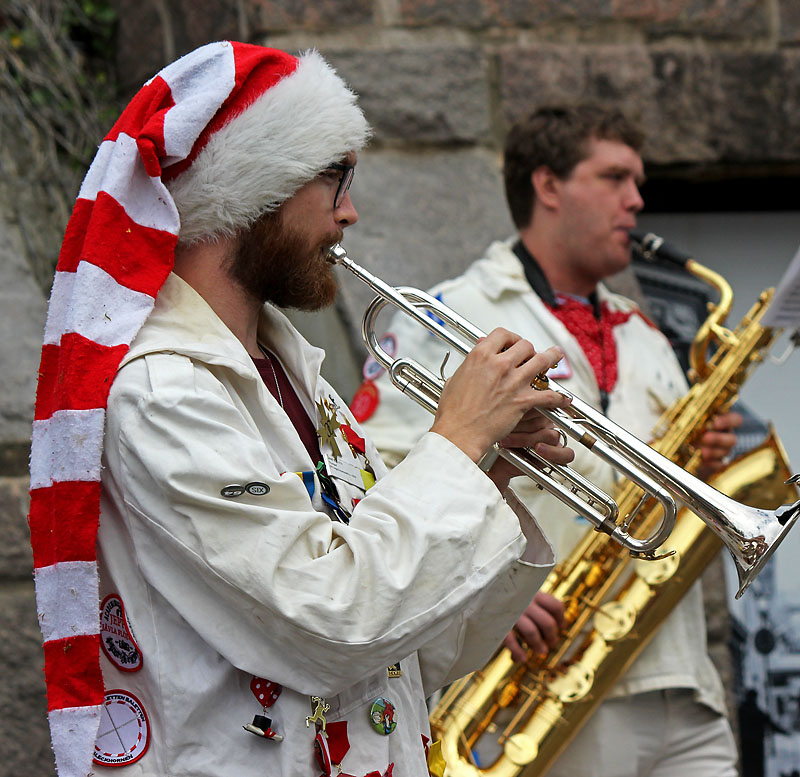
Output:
top-left (531, 372), bottom-right (550, 391)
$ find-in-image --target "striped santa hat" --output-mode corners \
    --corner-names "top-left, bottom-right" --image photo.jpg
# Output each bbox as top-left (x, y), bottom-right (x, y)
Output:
top-left (28, 40), bottom-right (369, 777)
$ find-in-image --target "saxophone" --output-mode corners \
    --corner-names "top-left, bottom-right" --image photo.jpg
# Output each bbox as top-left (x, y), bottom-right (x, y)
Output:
top-left (428, 233), bottom-right (799, 777)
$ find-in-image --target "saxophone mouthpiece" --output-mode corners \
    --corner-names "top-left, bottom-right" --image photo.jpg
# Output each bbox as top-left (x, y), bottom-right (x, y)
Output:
top-left (629, 230), bottom-right (691, 268)
top-left (326, 243), bottom-right (347, 266)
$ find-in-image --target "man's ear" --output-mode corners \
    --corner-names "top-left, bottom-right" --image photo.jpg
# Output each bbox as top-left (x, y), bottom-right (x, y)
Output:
top-left (531, 166), bottom-right (560, 210)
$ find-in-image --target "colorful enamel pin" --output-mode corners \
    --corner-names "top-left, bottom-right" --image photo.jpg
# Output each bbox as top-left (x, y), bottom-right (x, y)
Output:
top-left (243, 677), bottom-right (283, 741)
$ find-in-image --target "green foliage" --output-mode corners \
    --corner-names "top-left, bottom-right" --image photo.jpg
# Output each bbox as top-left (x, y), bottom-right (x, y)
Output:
top-left (0, 0), bottom-right (121, 292)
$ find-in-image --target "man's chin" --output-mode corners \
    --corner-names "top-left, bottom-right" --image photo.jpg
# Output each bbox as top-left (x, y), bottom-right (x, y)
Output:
top-left (290, 275), bottom-right (339, 312)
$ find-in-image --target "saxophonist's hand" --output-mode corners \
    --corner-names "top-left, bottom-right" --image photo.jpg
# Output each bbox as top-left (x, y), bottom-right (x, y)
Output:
top-left (504, 591), bottom-right (566, 662)
top-left (697, 410), bottom-right (743, 479)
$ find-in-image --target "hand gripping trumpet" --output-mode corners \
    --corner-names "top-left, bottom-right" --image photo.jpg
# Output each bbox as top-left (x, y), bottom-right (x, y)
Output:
top-left (327, 243), bottom-right (800, 593)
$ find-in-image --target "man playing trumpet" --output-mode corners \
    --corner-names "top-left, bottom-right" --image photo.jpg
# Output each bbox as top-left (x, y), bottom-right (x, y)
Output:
top-left (29, 43), bottom-right (575, 777)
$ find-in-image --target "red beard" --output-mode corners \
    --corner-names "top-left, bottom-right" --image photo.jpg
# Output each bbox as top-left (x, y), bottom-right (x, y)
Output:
top-left (229, 210), bottom-right (342, 311)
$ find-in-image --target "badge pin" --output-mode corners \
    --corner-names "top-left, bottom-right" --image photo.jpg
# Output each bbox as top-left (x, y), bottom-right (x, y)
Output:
top-left (316, 396), bottom-right (343, 459)
top-left (386, 663), bottom-right (402, 679)
top-left (350, 379), bottom-right (380, 423)
top-left (245, 481), bottom-right (270, 496)
top-left (362, 334), bottom-right (397, 381)
top-left (221, 484), bottom-right (245, 498)
top-left (368, 697), bottom-right (397, 735)
top-left (243, 676), bottom-right (283, 742)
top-left (306, 696), bottom-right (330, 732)
top-left (314, 720), bottom-right (351, 776)
top-left (243, 714), bottom-right (283, 741)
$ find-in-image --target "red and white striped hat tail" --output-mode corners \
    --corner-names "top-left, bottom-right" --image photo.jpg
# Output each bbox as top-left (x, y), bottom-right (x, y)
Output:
top-left (27, 40), bottom-right (368, 776)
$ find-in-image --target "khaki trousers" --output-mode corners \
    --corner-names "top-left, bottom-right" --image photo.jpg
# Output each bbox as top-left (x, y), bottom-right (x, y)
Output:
top-left (544, 689), bottom-right (738, 777)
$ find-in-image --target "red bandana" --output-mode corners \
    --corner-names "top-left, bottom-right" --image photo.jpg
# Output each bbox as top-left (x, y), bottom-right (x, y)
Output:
top-left (548, 296), bottom-right (637, 394)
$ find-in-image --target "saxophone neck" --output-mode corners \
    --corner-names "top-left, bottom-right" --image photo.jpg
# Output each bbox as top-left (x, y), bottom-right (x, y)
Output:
top-left (683, 258), bottom-right (735, 381)
top-left (629, 230), bottom-right (759, 382)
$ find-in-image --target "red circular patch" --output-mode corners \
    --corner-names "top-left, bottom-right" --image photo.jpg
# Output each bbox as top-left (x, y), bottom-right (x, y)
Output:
top-left (350, 380), bottom-right (380, 423)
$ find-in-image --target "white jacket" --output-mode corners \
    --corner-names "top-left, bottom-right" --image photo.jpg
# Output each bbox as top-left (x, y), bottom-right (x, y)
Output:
top-left (97, 272), bottom-right (555, 777)
top-left (361, 239), bottom-right (727, 716)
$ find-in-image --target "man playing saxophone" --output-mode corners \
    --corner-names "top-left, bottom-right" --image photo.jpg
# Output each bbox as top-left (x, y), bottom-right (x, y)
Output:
top-left (359, 104), bottom-right (742, 776)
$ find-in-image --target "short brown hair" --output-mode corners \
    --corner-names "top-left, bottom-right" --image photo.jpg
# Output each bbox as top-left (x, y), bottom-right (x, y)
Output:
top-left (503, 104), bottom-right (645, 229)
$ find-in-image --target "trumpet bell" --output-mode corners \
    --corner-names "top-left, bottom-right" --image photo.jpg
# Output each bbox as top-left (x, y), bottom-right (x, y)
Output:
top-left (703, 437), bottom-right (800, 597)
top-left (732, 497), bottom-right (800, 597)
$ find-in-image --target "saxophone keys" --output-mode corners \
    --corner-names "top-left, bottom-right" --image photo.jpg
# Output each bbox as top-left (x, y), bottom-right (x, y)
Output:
top-left (548, 663), bottom-right (594, 703)
top-left (504, 732), bottom-right (539, 766)
top-left (593, 601), bottom-right (637, 641)
top-left (635, 552), bottom-right (681, 585)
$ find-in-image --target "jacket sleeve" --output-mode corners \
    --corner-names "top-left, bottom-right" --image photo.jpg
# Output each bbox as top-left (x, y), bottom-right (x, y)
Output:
top-left (415, 488), bottom-right (554, 695)
top-left (104, 354), bottom-right (553, 698)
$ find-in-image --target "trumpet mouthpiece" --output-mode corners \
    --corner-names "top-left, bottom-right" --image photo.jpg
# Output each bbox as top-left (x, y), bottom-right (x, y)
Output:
top-left (326, 243), bottom-right (347, 265)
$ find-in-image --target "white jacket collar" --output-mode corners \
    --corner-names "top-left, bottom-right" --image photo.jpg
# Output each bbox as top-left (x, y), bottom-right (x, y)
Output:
top-left (464, 238), bottom-right (531, 300)
top-left (122, 273), bottom-right (327, 388)
top-left (468, 237), bottom-right (639, 314)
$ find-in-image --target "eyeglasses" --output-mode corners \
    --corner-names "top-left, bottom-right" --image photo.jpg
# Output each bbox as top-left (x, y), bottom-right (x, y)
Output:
top-left (327, 162), bottom-right (355, 209)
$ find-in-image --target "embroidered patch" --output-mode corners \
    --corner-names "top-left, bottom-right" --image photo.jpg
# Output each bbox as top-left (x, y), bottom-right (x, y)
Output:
top-left (93, 689), bottom-right (150, 766)
top-left (362, 333), bottom-right (397, 381)
top-left (100, 594), bottom-right (142, 672)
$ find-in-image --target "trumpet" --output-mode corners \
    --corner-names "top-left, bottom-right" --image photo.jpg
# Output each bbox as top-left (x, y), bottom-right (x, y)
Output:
top-left (327, 243), bottom-right (800, 596)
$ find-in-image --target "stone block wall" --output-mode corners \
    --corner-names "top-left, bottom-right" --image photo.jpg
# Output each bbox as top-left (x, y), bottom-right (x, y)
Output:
top-left (4, 0), bottom-right (799, 770)
top-left (109, 0), bottom-right (800, 391)
top-left (0, 170), bottom-right (53, 774)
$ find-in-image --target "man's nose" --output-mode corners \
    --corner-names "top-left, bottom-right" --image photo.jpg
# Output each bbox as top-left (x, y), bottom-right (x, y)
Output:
top-left (336, 191), bottom-right (358, 226)
top-left (625, 181), bottom-right (644, 212)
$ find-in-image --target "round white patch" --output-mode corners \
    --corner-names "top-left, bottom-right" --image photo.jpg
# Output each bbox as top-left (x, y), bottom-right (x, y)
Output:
top-left (93, 690), bottom-right (150, 766)
top-left (362, 333), bottom-right (397, 380)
